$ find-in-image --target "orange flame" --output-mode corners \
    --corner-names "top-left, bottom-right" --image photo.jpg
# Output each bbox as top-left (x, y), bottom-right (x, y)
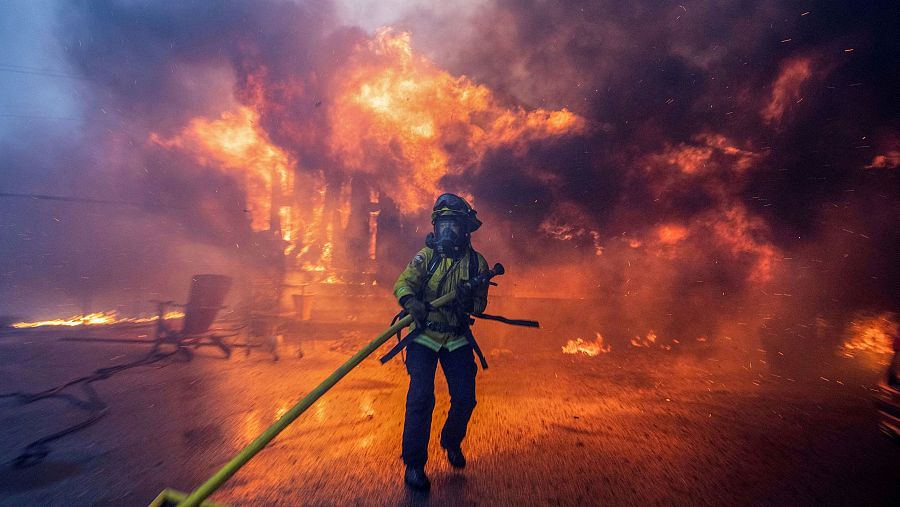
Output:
top-left (150, 28), bottom-right (586, 285)
top-left (151, 106), bottom-right (294, 233)
top-left (330, 28), bottom-right (587, 214)
top-left (839, 312), bottom-right (897, 364)
top-left (11, 310), bottom-right (184, 329)
top-left (562, 333), bottom-right (612, 356)
top-left (630, 330), bottom-right (658, 348)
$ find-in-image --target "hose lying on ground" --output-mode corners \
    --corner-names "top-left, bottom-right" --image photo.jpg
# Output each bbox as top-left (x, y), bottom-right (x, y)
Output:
top-left (0, 347), bottom-right (184, 468)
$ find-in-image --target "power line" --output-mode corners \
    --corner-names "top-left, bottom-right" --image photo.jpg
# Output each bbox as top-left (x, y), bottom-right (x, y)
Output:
top-left (0, 113), bottom-right (80, 121)
top-left (0, 68), bottom-right (86, 80)
top-left (0, 64), bottom-right (86, 80)
top-left (0, 191), bottom-right (251, 213)
top-left (0, 192), bottom-right (136, 206)
top-left (0, 62), bottom-right (72, 72)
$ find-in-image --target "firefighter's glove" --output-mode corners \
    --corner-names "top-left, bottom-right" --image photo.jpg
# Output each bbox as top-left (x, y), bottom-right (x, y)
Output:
top-left (455, 282), bottom-right (475, 313)
top-left (401, 296), bottom-right (428, 328)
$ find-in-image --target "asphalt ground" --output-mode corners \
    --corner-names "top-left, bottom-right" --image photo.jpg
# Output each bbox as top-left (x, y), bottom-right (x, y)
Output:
top-left (1, 323), bottom-right (897, 506)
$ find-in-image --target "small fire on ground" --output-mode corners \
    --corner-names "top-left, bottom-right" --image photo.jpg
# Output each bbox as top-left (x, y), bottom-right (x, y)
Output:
top-left (562, 329), bottom-right (702, 357)
top-left (630, 330), bottom-right (673, 350)
top-left (10, 311), bottom-right (185, 329)
top-left (562, 333), bottom-right (612, 356)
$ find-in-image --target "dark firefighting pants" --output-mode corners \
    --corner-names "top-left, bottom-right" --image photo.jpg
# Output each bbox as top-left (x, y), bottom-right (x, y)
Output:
top-left (402, 341), bottom-right (477, 468)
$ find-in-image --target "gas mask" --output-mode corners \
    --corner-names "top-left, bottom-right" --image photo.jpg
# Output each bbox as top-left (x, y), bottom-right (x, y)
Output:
top-left (425, 218), bottom-right (469, 257)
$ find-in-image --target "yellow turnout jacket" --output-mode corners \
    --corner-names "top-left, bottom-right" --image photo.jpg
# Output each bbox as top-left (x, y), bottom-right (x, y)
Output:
top-left (393, 247), bottom-right (489, 351)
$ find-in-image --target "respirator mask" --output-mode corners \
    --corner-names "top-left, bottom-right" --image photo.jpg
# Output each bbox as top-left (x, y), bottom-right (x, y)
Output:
top-left (425, 193), bottom-right (480, 257)
top-left (426, 218), bottom-right (469, 257)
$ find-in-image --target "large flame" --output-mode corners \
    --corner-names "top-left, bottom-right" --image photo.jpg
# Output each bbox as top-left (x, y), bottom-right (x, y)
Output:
top-left (329, 28), bottom-right (587, 214)
top-left (149, 27), bottom-right (587, 285)
top-left (151, 106), bottom-right (294, 233)
top-left (150, 105), bottom-right (343, 279)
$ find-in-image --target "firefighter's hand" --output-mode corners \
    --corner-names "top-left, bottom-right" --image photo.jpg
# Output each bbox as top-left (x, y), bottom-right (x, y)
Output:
top-left (401, 296), bottom-right (428, 328)
top-left (455, 282), bottom-right (475, 313)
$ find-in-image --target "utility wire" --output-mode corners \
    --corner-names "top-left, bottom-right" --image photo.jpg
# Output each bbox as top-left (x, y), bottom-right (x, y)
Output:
top-left (0, 63), bottom-right (85, 80)
top-left (0, 62), bottom-right (74, 72)
top-left (0, 113), bottom-right (80, 121)
top-left (0, 191), bottom-right (252, 213)
top-left (0, 192), bottom-right (137, 207)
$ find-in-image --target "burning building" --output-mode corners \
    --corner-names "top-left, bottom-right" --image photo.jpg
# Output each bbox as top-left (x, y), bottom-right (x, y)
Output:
top-left (0, 0), bottom-right (896, 372)
top-left (119, 26), bottom-right (586, 320)
top-left (1, 2), bottom-right (899, 506)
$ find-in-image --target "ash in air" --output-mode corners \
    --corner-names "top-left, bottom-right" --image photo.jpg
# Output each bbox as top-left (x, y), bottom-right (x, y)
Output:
top-left (0, 0), bottom-right (897, 364)
top-left (1, 2), bottom-right (899, 506)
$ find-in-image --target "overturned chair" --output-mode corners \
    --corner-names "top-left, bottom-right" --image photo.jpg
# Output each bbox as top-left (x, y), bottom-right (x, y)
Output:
top-left (151, 274), bottom-right (234, 359)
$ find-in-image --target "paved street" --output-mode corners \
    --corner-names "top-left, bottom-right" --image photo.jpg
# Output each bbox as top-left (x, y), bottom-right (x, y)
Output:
top-left (1, 322), bottom-right (898, 506)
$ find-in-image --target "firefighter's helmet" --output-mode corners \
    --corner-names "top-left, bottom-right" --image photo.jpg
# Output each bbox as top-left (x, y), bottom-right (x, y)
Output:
top-left (430, 193), bottom-right (482, 232)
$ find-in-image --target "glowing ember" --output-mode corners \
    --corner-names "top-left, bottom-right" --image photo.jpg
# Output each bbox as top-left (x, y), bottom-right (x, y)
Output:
top-left (562, 333), bottom-right (611, 356)
top-left (657, 224), bottom-right (688, 245)
top-left (864, 151), bottom-right (900, 170)
top-left (11, 311), bottom-right (184, 329)
top-left (839, 312), bottom-right (897, 363)
top-left (630, 330), bottom-right (658, 348)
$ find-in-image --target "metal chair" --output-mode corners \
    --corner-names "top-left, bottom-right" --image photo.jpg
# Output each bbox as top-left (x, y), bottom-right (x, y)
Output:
top-left (151, 274), bottom-right (234, 359)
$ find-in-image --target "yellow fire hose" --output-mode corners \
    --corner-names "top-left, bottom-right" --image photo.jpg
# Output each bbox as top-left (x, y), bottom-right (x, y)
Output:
top-left (150, 263), bottom-right (504, 507)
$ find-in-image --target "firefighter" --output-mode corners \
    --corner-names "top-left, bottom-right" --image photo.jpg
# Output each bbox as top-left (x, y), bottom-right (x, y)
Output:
top-left (393, 193), bottom-right (490, 491)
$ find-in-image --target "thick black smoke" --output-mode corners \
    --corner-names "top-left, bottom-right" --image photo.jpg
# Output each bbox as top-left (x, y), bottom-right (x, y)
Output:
top-left (448, 0), bottom-right (897, 261)
top-left (1, 0), bottom-right (345, 318)
top-left (433, 0), bottom-right (899, 360)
